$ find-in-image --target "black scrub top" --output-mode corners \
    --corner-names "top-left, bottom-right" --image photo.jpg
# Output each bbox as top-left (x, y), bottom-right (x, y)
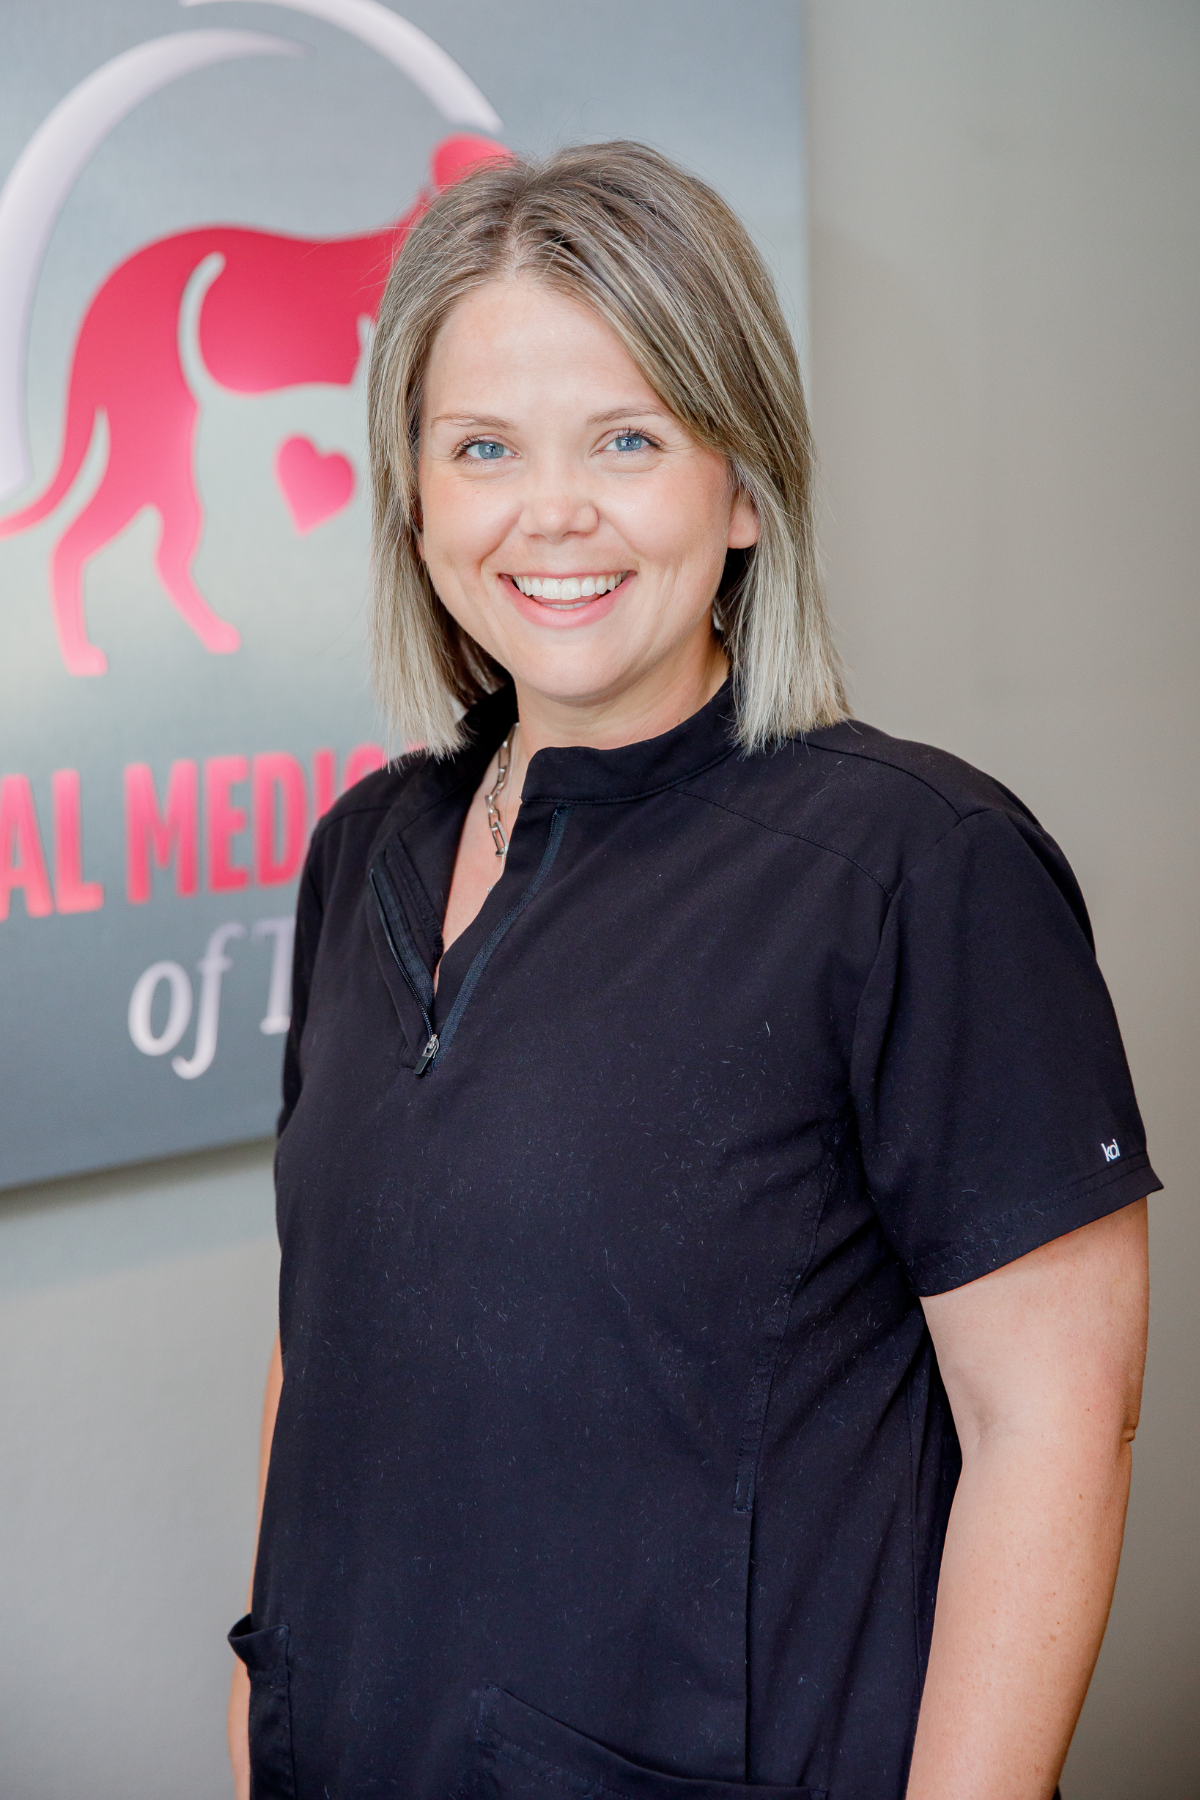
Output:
top-left (234, 681), bottom-right (1158, 1800)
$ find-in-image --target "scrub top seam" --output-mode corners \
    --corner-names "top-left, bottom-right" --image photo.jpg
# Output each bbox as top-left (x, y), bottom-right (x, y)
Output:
top-left (733, 1118), bottom-right (849, 1516)
top-left (676, 788), bottom-right (898, 897)
top-left (804, 732), bottom-right (974, 822)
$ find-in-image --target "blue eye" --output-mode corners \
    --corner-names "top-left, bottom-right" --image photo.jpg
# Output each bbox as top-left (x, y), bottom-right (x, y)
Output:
top-left (463, 440), bottom-right (507, 461)
top-left (612, 431), bottom-right (650, 453)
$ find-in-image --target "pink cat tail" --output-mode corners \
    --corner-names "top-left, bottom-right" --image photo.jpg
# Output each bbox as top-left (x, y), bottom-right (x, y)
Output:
top-left (0, 337), bottom-right (100, 538)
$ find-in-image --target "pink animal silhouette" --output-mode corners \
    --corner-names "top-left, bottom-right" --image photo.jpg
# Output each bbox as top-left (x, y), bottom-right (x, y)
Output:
top-left (0, 134), bottom-right (507, 675)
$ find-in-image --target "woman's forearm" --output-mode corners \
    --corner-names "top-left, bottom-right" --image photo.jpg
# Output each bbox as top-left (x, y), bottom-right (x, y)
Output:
top-left (252, 1333), bottom-right (284, 1570)
top-left (905, 1423), bottom-right (1132, 1800)
top-left (228, 1333), bottom-right (283, 1800)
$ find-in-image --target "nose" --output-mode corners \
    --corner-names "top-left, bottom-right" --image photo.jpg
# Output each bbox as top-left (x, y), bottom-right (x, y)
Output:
top-left (517, 457), bottom-right (599, 542)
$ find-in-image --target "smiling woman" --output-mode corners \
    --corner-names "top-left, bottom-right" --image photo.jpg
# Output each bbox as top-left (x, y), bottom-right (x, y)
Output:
top-left (367, 141), bottom-right (844, 759)
top-left (228, 143), bottom-right (1158, 1800)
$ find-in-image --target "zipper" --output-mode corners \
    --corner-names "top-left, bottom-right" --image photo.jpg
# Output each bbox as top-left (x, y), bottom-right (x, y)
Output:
top-left (369, 864), bottom-right (439, 1074)
top-left (370, 807), bottom-right (570, 1079)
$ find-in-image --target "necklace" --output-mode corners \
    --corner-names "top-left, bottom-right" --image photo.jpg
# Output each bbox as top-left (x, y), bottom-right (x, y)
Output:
top-left (485, 725), bottom-right (517, 858)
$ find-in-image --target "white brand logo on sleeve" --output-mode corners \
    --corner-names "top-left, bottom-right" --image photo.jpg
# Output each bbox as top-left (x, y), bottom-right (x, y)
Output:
top-left (1102, 1139), bottom-right (1121, 1162)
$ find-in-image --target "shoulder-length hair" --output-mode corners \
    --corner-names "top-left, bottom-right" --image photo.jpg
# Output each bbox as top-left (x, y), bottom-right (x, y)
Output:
top-left (367, 140), bottom-right (846, 754)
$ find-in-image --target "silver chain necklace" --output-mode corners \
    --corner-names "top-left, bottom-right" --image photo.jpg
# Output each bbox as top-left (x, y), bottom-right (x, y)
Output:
top-left (485, 725), bottom-right (517, 858)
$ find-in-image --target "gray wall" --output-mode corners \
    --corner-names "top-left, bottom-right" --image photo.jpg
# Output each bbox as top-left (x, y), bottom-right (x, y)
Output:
top-left (0, 5), bottom-right (1195, 1795)
top-left (0, 1142), bottom-right (277, 1797)
top-left (808, 3), bottom-right (1199, 1795)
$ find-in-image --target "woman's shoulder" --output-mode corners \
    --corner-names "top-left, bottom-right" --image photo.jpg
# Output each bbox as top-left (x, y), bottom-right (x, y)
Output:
top-left (303, 753), bottom-right (432, 894)
top-left (798, 718), bottom-right (1037, 824)
top-left (690, 718), bottom-right (1064, 902)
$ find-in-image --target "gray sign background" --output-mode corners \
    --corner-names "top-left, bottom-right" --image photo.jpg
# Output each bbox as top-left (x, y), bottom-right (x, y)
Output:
top-left (0, 0), bottom-right (805, 1189)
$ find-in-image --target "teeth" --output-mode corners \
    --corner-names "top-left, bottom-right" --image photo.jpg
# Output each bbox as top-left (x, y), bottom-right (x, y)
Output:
top-left (512, 573), bottom-right (626, 598)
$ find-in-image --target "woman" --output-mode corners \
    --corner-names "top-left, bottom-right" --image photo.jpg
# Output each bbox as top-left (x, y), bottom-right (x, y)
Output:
top-left (229, 143), bottom-right (1156, 1800)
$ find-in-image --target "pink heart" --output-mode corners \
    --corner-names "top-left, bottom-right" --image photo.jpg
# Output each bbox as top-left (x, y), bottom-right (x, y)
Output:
top-left (274, 435), bottom-right (355, 534)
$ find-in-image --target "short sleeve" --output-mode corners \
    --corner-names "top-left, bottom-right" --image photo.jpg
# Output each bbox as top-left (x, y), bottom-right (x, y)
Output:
top-left (850, 807), bottom-right (1160, 1293)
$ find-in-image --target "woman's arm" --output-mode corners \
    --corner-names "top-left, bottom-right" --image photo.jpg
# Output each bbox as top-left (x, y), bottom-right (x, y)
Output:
top-left (907, 1198), bottom-right (1148, 1800)
top-left (227, 1332), bottom-right (283, 1800)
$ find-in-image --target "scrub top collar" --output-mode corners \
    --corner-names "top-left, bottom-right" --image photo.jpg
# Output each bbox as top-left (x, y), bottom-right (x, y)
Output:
top-left (521, 676), bottom-right (740, 805)
top-left (387, 672), bottom-right (742, 829)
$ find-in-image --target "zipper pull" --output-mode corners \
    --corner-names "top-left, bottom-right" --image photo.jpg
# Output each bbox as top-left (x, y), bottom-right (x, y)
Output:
top-left (414, 1033), bottom-right (439, 1077)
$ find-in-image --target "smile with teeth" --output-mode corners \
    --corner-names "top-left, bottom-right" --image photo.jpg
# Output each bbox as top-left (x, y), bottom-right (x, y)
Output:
top-left (509, 572), bottom-right (629, 605)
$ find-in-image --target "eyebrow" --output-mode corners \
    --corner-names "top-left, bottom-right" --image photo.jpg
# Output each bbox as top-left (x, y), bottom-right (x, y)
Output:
top-left (586, 404), bottom-right (672, 426)
top-left (429, 404), bottom-right (672, 430)
top-left (430, 413), bottom-right (511, 430)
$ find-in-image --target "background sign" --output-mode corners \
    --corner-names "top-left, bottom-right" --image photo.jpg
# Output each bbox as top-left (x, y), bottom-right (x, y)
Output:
top-left (0, 0), bottom-right (806, 1189)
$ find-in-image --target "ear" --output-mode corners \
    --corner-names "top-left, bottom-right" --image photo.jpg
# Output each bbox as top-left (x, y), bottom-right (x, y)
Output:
top-left (727, 486), bottom-right (760, 550)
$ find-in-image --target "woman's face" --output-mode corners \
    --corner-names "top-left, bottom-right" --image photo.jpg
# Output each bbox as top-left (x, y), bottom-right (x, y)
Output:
top-left (417, 278), bottom-right (758, 717)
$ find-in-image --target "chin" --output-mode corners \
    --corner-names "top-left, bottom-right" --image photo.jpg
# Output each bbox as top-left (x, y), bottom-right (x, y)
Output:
top-left (500, 642), bottom-right (639, 707)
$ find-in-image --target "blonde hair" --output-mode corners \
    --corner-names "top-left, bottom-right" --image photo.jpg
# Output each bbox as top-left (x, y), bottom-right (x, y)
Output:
top-left (368, 140), bottom-right (846, 754)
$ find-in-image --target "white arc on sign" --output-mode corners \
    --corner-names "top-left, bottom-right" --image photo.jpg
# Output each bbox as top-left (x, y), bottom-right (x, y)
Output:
top-left (0, 30), bottom-right (302, 504)
top-left (181, 0), bottom-right (502, 130)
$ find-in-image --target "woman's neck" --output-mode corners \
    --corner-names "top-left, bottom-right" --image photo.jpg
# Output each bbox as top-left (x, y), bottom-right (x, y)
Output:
top-left (509, 633), bottom-right (729, 762)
